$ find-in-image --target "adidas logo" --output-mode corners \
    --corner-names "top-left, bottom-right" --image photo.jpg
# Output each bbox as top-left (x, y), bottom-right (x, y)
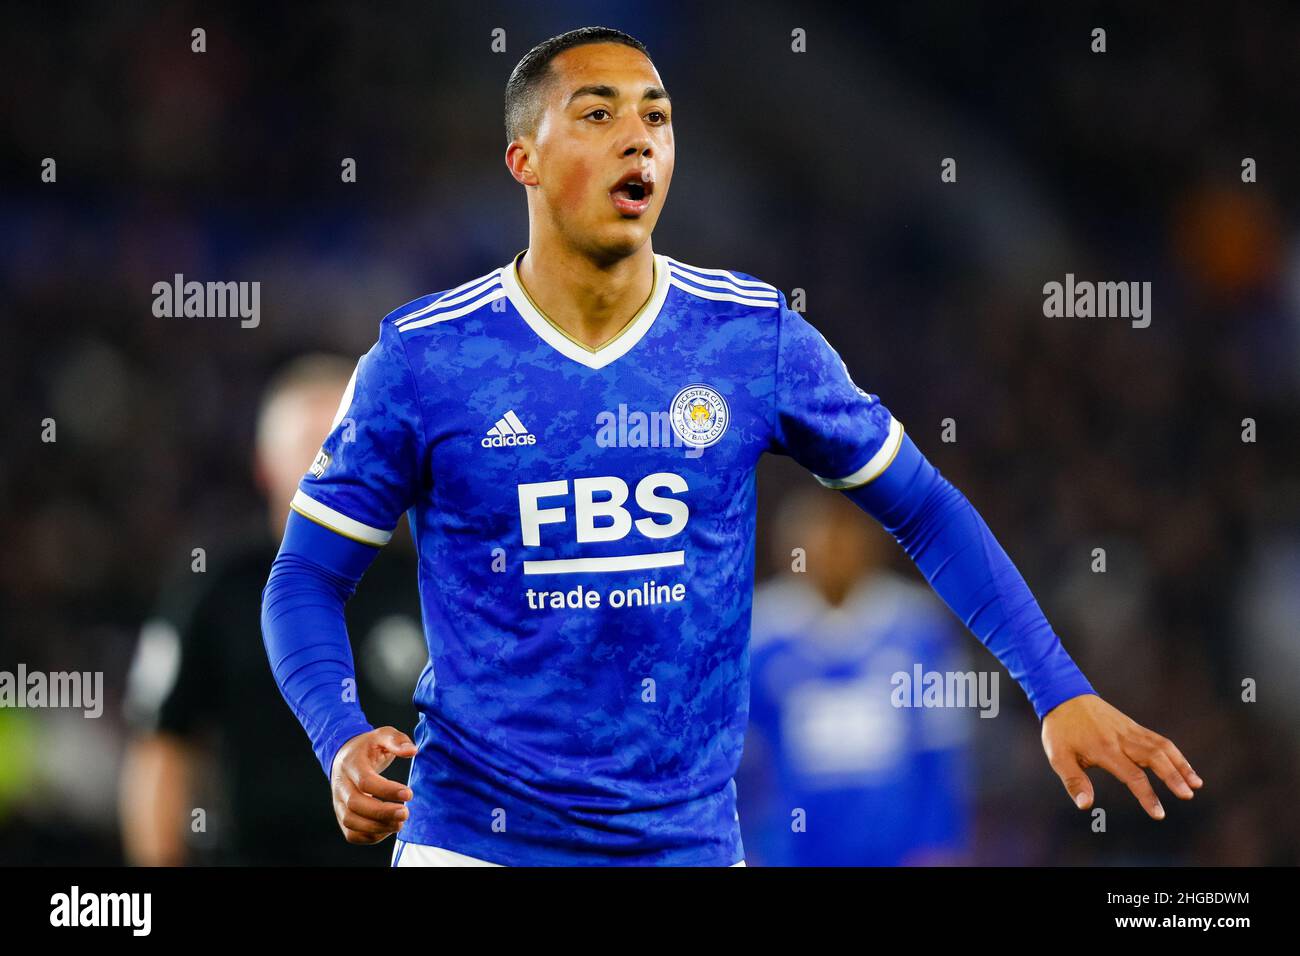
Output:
top-left (481, 410), bottom-right (537, 448)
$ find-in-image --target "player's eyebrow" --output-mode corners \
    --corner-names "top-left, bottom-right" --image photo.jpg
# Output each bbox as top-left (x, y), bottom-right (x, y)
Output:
top-left (566, 84), bottom-right (671, 106)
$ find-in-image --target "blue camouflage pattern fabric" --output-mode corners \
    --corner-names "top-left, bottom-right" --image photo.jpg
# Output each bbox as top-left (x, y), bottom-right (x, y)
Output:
top-left (294, 252), bottom-right (900, 865)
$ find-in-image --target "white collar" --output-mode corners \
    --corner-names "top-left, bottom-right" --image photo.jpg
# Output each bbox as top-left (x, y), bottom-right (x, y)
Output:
top-left (499, 250), bottom-right (671, 370)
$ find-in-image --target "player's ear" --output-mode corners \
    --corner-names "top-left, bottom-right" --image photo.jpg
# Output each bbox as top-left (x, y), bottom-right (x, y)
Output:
top-left (505, 141), bottom-right (539, 187)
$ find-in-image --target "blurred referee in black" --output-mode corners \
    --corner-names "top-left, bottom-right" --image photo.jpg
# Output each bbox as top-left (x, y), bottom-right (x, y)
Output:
top-left (118, 355), bottom-right (425, 865)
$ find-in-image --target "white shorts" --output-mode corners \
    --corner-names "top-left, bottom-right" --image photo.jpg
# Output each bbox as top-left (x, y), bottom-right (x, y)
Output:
top-left (391, 838), bottom-right (745, 867)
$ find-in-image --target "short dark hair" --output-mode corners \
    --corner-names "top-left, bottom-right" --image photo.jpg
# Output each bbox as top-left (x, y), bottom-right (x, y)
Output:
top-left (504, 27), bottom-right (651, 142)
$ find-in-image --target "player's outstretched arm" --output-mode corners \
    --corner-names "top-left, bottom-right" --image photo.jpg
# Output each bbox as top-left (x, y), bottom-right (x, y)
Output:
top-left (842, 432), bottom-right (1204, 818)
top-left (768, 301), bottom-right (1203, 817)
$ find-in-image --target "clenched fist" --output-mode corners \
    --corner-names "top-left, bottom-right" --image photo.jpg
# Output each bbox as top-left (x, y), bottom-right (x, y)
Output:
top-left (330, 727), bottom-right (417, 845)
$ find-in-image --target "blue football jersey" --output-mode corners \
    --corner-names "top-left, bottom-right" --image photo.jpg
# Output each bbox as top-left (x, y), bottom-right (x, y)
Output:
top-left (292, 251), bottom-right (902, 865)
top-left (741, 573), bottom-right (971, 866)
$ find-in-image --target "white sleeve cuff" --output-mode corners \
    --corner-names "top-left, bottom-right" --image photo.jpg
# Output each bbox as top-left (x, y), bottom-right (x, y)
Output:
top-left (813, 417), bottom-right (905, 490)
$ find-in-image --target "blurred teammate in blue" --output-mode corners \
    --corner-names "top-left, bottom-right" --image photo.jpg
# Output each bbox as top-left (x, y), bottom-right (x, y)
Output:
top-left (740, 488), bottom-right (972, 866)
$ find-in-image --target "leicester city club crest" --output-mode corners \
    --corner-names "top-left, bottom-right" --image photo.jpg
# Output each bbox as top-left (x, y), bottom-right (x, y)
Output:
top-left (670, 384), bottom-right (730, 448)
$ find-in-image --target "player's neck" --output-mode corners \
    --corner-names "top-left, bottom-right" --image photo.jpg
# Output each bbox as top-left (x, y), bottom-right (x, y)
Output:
top-left (516, 239), bottom-right (655, 351)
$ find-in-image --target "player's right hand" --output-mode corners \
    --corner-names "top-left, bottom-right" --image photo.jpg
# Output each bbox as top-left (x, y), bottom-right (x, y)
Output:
top-left (330, 726), bottom-right (417, 845)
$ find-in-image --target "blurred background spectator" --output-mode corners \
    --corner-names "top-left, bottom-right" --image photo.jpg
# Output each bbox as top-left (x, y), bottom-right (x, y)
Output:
top-left (117, 355), bottom-right (423, 865)
top-left (1, 1), bottom-right (1297, 864)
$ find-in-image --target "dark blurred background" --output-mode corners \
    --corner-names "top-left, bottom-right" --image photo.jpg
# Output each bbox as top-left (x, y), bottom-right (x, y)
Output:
top-left (2, 1), bottom-right (1298, 865)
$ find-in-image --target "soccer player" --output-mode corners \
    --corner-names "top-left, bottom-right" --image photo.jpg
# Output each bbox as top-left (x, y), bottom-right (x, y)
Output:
top-left (261, 26), bottom-right (1202, 866)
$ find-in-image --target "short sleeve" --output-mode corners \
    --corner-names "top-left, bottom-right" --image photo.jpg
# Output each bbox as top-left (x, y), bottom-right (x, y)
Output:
top-left (291, 320), bottom-right (425, 546)
top-left (770, 295), bottom-right (904, 489)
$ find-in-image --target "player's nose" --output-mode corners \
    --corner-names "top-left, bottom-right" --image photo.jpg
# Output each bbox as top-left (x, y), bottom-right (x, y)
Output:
top-left (621, 140), bottom-right (653, 160)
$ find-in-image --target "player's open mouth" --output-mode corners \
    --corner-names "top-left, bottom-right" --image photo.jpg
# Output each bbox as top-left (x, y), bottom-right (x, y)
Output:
top-left (609, 168), bottom-right (654, 217)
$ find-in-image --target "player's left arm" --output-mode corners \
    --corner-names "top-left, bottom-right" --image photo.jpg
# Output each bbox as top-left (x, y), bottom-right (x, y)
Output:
top-left (769, 297), bottom-right (1203, 818)
top-left (842, 434), bottom-right (1201, 818)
